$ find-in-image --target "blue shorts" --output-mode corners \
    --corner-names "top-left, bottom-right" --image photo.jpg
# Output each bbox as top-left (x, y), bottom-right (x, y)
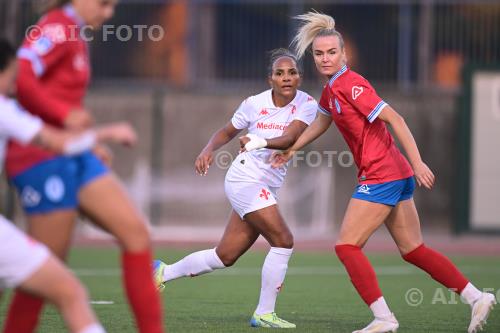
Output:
top-left (351, 177), bottom-right (415, 207)
top-left (11, 152), bottom-right (109, 215)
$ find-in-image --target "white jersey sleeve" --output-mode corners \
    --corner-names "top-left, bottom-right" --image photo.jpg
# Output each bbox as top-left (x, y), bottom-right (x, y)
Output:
top-left (0, 97), bottom-right (42, 144)
top-left (231, 98), bottom-right (254, 130)
top-left (293, 96), bottom-right (318, 126)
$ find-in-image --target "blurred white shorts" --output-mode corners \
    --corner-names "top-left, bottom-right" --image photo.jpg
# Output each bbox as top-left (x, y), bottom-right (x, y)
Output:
top-left (224, 178), bottom-right (278, 219)
top-left (0, 215), bottom-right (50, 290)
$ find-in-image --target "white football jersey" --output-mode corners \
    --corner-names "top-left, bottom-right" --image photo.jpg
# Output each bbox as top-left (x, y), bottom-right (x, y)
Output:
top-left (0, 95), bottom-right (42, 172)
top-left (227, 89), bottom-right (317, 188)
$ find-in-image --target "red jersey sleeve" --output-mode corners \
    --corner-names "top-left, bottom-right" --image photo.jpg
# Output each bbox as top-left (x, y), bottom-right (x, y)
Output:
top-left (338, 76), bottom-right (388, 123)
top-left (17, 20), bottom-right (74, 125)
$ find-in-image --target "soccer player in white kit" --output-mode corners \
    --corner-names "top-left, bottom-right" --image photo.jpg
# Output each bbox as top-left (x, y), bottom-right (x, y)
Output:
top-left (0, 38), bottom-right (137, 333)
top-left (153, 49), bottom-right (317, 328)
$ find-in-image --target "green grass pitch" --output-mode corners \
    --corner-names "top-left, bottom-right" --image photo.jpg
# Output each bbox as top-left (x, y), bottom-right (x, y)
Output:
top-left (1, 247), bottom-right (499, 332)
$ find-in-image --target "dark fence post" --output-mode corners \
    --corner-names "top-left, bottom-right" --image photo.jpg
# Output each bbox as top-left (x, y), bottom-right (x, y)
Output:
top-left (150, 89), bottom-right (165, 225)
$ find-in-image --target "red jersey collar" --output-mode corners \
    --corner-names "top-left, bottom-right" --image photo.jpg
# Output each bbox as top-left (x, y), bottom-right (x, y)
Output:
top-left (328, 65), bottom-right (348, 88)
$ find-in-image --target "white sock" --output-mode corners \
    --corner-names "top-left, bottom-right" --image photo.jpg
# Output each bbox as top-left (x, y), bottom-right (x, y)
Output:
top-left (369, 297), bottom-right (392, 319)
top-left (254, 247), bottom-right (293, 315)
top-left (461, 282), bottom-right (483, 306)
top-left (78, 323), bottom-right (106, 333)
top-left (163, 248), bottom-right (225, 281)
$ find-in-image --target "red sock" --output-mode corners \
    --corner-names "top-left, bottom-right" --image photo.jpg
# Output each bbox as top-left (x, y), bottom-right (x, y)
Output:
top-left (3, 290), bottom-right (44, 333)
top-left (122, 250), bottom-right (164, 333)
top-left (403, 244), bottom-right (468, 293)
top-left (335, 244), bottom-right (383, 305)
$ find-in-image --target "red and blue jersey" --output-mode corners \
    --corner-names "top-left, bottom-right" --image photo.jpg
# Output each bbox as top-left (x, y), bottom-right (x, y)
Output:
top-left (318, 65), bottom-right (413, 184)
top-left (6, 4), bottom-right (90, 177)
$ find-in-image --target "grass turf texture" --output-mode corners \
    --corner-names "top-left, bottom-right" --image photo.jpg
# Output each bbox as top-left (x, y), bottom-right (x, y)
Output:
top-left (0, 247), bottom-right (499, 332)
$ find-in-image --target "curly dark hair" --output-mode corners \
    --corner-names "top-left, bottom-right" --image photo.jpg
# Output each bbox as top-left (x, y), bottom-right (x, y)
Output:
top-left (267, 48), bottom-right (302, 76)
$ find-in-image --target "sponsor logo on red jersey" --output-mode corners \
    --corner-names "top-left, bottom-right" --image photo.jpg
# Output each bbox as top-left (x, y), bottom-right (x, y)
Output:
top-left (352, 86), bottom-right (364, 100)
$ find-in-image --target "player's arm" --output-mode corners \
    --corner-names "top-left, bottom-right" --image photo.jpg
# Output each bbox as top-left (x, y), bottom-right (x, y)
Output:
top-left (269, 113), bottom-right (332, 167)
top-left (17, 26), bottom-right (94, 129)
top-left (378, 106), bottom-right (435, 189)
top-left (239, 120), bottom-right (308, 152)
top-left (1, 100), bottom-right (136, 154)
top-left (33, 122), bottom-right (137, 155)
top-left (195, 122), bottom-right (242, 176)
top-left (17, 58), bottom-right (93, 130)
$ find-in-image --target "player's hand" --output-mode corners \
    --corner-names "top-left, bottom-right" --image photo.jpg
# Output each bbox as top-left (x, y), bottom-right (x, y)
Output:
top-left (195, 149), bottom-right (213, 176)
top-left (239, 134), bottom-right (267, 153)
top-left (98, 122), bottom-right (137, 147)
top-left (64, 109), bottom-right (94, 130)
top-left (270, 150), bottom-right (295, 168)
top-left (239, 136), bottom-right (250, 153)
top-left (413, 161), bottom-right (435, 190)
top-left (93, 143), bottom-right (113, 167)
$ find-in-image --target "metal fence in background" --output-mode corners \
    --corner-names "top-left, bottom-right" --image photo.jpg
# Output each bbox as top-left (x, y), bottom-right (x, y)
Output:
top-left (7, 0), bottom-right (499, 91)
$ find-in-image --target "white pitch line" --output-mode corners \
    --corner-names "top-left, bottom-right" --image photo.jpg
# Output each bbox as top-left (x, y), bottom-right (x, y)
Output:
top-left (90, 301), bottom-right (114, 305)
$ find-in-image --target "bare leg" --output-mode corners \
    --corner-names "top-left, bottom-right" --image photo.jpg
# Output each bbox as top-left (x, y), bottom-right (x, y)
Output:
top-left (244, 205), bottom-right (295, 320)
top-left (386, 198), bottom-right (468, 293)
top-left (386, 199), bottom-right (495, 333)
top-left (78, 173), bottom-right (163, 333)
top-left (216, 210), bottom-right (260, 266)
top-left (244, 204), bottom-right (293, 248)
top-left (161, 210), bottom-right (259, 282)
top-left (334, 198), bottom-right (398, 331)
top-left (3, 210), bottom-right (78, 333)
top-left (78, 174), bottom-right (150, 252)
top-left (384, 198), bottom-right (423, 255)
top-left (336, 198), bottom-right (392, 247)
top-left (19, 256), bottom-right (102, 333)
top-left (27, 210), bottom-right (79, 258)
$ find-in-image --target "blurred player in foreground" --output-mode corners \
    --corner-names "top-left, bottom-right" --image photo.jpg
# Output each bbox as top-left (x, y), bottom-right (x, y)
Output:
top-left (0, 37), bottom-right (137, 333)
top-left (2, 1), bottom-right (164, 332)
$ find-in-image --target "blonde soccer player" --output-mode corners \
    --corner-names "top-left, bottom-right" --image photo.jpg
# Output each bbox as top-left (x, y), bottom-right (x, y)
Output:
top-left (250, 11), bottom-right (495, 333)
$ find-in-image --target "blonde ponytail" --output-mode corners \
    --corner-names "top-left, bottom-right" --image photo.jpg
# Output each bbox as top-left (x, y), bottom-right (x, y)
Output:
top-left (291, 11), bottom-right (343, 59)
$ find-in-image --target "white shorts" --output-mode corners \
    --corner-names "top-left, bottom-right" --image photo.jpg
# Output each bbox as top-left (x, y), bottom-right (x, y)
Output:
top-left (224, 179), bottom-right (279, 219)
top-left (0, 216), bottom-right (50, 290)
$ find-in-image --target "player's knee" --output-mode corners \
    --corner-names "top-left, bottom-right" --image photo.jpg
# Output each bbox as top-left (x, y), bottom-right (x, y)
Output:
top-left (119, 219), bottom-right (151, 252)
top-left (400, 242), bottom-right (425, 257)
top-left (217, 252), bottom-right (239, 267)
top-left (335, 237), bottom-right (365, 248)
top-left (53, 275), bottom-right (88, 308)
top-left (271, 232), bottom-right (294, 249)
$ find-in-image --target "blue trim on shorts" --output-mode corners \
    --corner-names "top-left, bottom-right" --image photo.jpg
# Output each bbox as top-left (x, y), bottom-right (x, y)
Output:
top-left (351, 177), bottom-right (415, 207)
top-left (11, 151), bottom-right (109, 215)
